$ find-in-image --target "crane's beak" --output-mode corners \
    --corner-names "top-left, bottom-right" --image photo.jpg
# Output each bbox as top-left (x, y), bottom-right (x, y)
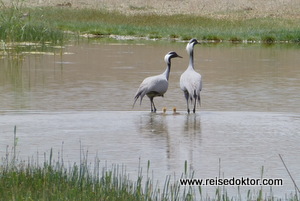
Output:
top-left (177, 55), bottom-right (183, 58)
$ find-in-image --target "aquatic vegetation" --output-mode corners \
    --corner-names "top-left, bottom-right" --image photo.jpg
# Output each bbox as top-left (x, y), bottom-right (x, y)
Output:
top-left (1, 150), bottom-right (299, 201)
top-left (0, 143), bottom-right (192, 200)
top-left (0, 1), bottom-right (65, 45)
top-left (1, 128), bottom-right (299, 201)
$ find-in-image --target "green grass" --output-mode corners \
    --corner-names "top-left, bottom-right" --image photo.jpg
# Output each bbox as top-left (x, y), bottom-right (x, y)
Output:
top-left (0, 3), bottom-right (65, 45)
top-left (1, 149), bottom-right (300, 201)
top-left (1, 5), bottom-right (299, 44)
top-left (0, 127), bottom-right (299, 201)
top-left (29, 7), bottom-right (299, 43)
top-left (1, 149), bottom-right (197, 201)
top-left (35, 8), bottom-right (300, 42)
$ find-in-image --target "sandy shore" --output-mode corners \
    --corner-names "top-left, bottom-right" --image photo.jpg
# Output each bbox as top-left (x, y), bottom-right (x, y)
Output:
top-left (2, 0), bottom-right (300, 19)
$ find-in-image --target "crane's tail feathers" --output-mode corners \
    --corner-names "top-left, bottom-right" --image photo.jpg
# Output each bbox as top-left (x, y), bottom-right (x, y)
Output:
top-left (132, 95), bottom-right (139, 108)
top-left (132, 98), bottom-right (138, 108)
top-left (133, 91), bottom-right (144, 108)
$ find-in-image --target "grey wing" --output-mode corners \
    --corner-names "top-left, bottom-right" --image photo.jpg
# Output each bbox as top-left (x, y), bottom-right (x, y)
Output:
top-left (147, 76), bottom-right (168, 95)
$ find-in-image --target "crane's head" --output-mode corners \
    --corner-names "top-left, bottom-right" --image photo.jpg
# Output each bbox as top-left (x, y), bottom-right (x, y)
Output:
top-left (186, 38), bottom-right (199, 54)
top-left (164, 51), bottom-right (182, 64)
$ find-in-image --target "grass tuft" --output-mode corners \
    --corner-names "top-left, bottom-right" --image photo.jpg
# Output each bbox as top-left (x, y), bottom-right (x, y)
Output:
top-left (262, 35), bottom-right (276, 43)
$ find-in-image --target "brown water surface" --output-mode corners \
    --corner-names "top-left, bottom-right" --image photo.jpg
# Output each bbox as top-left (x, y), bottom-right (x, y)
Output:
top-left (0, 40), bottom-right (299, 198)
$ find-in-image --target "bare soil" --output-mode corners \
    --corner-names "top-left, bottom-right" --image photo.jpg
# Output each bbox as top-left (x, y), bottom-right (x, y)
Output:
top-left (3, 0), bottom-right (300, 19)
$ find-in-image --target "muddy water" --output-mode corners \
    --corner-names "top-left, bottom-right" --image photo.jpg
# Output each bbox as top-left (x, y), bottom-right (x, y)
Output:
top-left (1, 40), bottom-right (300, 198)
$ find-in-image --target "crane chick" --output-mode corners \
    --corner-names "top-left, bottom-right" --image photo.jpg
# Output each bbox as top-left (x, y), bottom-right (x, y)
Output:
top-left (133, 51), bottom-right (182, 112)
top-left (180, 39), bottom-right (202, 113)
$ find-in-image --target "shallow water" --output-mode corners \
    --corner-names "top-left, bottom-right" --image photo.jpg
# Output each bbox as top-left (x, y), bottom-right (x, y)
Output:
top-left (1, 40), bottom-right (300, 198)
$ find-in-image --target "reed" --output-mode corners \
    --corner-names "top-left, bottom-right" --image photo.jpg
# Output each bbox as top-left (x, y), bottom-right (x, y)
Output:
top-left (1, 127), bottom-right (299, 201)
top-left (0, 130), bottom-right (187, 201)
top-left (0, 1), bottom-right (65, 45)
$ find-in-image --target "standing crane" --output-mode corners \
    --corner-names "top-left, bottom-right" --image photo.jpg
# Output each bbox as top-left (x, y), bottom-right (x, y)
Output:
top-left (180, 39), bottom-right (202, 113)
top-left (133, 51), bottom-right (182, 112)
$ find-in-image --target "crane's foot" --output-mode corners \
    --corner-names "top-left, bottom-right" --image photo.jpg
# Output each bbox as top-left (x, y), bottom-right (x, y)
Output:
top-left (193, 108), bottom-right (196, 113)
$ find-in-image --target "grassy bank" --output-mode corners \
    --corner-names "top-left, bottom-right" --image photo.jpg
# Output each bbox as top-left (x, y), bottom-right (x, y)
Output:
top-left (0, 5), bottom-right (299, 44)
top-left (26, 7), bottom-right (300, 43)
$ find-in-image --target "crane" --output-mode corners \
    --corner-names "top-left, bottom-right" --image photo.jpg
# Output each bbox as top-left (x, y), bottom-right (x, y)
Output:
top-left (180, 39), bottom-right (202, 113)
top-left (133, 51), bottom-right (182, 112)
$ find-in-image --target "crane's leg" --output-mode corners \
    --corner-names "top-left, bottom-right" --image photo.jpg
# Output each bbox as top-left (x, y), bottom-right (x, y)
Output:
top-left (184, 91), bottom-right (190, 114)
top-left (150, 97), bottom-right (156, 113)
top-left (192, 91), bottom-right (197, 113)
top-left (150, 97), bottom-right (153, 112)
top-left (193, 99), bottom-right (196, 113)
top-left (152, 99), bottom-right (157, 113)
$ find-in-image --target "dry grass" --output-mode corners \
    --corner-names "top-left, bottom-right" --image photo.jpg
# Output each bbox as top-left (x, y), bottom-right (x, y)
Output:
top-left (2, 0), bottom-right (300, 19)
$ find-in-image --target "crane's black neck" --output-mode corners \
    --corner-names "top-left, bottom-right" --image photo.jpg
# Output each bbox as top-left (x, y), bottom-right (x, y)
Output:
top-left (164, 61), bottom-right (171, 80)
top-left (189, 49), bottom-right (194, 69)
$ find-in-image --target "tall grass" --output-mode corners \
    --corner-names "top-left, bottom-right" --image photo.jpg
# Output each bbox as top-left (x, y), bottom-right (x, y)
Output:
top-left (0, 0), bottom-right (65, 45)
top-left (0, 128), bottom-right (196, 201)
top-left (1, 127), bottom-right (299, 201)
top-left (0, 152), bottom-right (201, 200)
